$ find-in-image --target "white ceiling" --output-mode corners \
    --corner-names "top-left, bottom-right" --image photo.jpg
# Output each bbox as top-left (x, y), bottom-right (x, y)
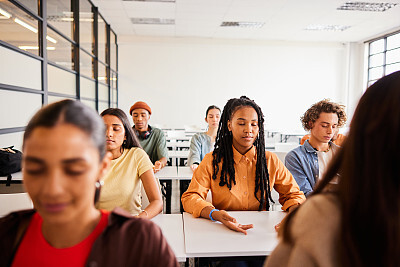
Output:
top-left (92, 0), bottom-right (400, 43)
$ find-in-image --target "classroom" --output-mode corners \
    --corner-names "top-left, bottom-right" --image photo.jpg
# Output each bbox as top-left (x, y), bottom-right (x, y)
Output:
top-left (1, 1), bottom-right (400, 266)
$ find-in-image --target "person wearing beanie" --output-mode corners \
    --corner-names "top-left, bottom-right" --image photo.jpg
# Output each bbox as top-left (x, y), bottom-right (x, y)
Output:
top-left (129, 101), bottom-right (168, 173)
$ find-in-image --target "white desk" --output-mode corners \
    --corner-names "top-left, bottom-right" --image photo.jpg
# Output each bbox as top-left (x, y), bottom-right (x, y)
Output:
top-left (168, 150), bottom-right (189, 158)
top-left (155, 166), bottom-right (178, 179)
top-left (0, 172), bottom-right (23, 186)
top-left (166, 136), bottom-right (191, 142)
top-left (183, 211), bottom-right (286, 258)
top-left (168, 150), bottom-right (189, 166)
top-left (0, 172), bottom-right (22, 180)
top-left (177, 166), bottom-right (193, 180)
top-left (152, 214), bottom-right (186, 262)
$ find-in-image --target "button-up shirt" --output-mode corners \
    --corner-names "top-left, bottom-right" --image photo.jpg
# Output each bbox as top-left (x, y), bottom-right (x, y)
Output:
top-left (181, 146), bottom-right (306, 218)
top-left (285, 140), bottom-right (340, 197)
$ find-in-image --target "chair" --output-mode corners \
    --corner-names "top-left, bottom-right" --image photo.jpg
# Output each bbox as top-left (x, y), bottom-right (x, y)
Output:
top-left (166, 130), bottom-right (186, 141)
top-left (0, 192), bottom-right (33, 217)
top-left (270, 188), bottom-right (282, 211)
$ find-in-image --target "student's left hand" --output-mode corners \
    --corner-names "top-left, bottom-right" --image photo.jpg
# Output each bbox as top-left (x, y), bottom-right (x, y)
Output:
top-left (153, 161), bottom-right (162, 173)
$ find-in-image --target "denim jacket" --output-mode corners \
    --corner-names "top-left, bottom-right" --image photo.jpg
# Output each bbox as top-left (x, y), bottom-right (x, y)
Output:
top-left (284, 140), bottom-right (339, 197)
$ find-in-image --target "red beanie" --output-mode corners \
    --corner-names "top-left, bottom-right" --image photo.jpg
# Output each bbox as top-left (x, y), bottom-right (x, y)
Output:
top-left (129, 101), bottom-right (152, 115)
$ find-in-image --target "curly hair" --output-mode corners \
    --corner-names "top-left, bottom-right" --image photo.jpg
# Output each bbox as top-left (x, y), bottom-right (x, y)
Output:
top-left (301, 99), bottom-right (347, 131)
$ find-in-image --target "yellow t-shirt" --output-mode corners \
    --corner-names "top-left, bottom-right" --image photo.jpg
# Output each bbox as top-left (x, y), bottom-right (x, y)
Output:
top-left (96, 148), bottom-right (154, 215)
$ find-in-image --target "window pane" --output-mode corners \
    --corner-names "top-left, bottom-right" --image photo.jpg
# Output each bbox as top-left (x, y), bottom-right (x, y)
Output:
top-left (48, 95), bottom-right (75, 104)
top-left (81, 99), bottom-right (96, 110)
top-left (110, 31), bottom-right (117, 71)
top-left (369, 53), bottom-right (384, 68)
top-left (111, 71), bottom-right (117, 88)
top-left (98, 101), bottom-right (109, 113)
top-left (17, 0), bottom-right (38, 15)
top-left (47, 0), bottom-right (73, 40)
top-left (79, 0), bottom-right (94, 54)
top-left (370, 39), bottom-right (384, 55)
top-left (386, 63), bottom-right (400, 75)
top-left (387, 33), bottom-right (400, 51)
top-left (0, 131), bottom-right (24, 151)
top-left (98, 15), bottom-right (107, 64)
top-left (386, 48), bottom-right (400, 65)
top-left (48, 64), bottom-right (76, 95)
top-left (111, 71), bottom-right (117, 103)
top-left (0, 1), bottom-right (39, 56)
top-left (47, 27), bottom-right (74, 70)
top-left (80, 76), bottom-right (96, 98)
top-left (80, 50), bottom-right (94, 78)
top-left (369, 67), bottom-right (384, 81)
top-left (98, 62), bottom-right (107, 83)
top-left (0, 46), bottom-right (41, 90)
top-left (0, 90), bottom-right (41, 128)
top-left (99, 83), bottom-right (109, 101)
top-left (367, 80), bottom-right (377, 87)
top-left (112, 89), bottom-right (117, 104)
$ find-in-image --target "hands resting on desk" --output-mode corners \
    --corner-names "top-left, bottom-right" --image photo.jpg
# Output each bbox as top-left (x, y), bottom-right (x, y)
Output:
top-left (201, 204), bottom-right (301, 234)
top-left (212, 210), bottom-right (254, 235)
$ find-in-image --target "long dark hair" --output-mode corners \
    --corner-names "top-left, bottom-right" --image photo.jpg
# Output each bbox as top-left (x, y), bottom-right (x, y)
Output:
top-left (212, 96), bottom-right (273, 211)
top-left (283, 71), bottom-right (400, 267)
top-left (100, 108), bottom-right (141, 150)
top-left (23, 100), bottom-right (106, 161)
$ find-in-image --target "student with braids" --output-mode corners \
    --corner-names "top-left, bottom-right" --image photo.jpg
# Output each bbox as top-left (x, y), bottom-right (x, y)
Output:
top-left (181, 96), bottom-right (305, 235)
top-left (265, 72), bottom-right (400, 267)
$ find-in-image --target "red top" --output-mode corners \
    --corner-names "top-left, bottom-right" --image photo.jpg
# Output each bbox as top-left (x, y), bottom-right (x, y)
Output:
top-left (12, 210), bottom-right (109, 267)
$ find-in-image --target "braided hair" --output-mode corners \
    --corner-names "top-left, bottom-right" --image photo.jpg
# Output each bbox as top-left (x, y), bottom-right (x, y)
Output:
top-left (212, 96), bottom-right (273, 211)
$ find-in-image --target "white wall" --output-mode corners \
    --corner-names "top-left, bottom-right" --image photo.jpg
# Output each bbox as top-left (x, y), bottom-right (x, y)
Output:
top-left (118, 36), bottom-right (352, 132)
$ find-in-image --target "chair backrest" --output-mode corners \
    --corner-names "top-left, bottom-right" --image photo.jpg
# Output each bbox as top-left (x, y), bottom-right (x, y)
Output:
top-left (0, 192), bottom-right (33, 217)
top-left (167, 130), bottom-right (186, 139)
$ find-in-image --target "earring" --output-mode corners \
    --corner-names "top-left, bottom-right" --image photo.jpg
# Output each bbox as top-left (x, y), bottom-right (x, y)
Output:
top-left (94, 180), bottom-right (104, 204)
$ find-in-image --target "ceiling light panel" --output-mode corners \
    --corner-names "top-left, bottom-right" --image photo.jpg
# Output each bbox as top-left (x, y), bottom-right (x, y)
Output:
top-left (337, 2), bottom-right (398, 12)
top-left (304, 24), bottom-right (351, 31)
top-left (221, 21), bottom-right (265, 28)
top-left (131, 17), bottom-right (175, 24)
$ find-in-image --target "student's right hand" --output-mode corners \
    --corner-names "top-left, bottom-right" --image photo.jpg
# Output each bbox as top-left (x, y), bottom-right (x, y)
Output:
top-left (190, 164), bottom-right (199, 171)
top-left (212, 210), bottom-right (253, 235)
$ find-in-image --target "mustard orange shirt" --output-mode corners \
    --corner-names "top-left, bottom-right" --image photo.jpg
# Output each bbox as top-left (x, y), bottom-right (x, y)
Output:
top-left (181, 146), bottom-right (306, 217)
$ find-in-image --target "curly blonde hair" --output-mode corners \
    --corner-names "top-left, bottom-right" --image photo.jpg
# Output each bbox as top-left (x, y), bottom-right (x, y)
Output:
top-left (301, 99), bottom-right (347, 131)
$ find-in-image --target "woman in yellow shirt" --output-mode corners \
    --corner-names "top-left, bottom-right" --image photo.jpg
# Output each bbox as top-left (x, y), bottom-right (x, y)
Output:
top-left (182, 96), bottom-right (305, 234)
top-left (97, 108), bottom-right (162, 218)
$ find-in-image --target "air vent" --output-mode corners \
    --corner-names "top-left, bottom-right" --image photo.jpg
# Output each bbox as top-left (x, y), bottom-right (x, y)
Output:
top-left (305, 24), bottom-right (351, 31)
top-left (131, 18), bottom-right (174, 25)
top-left (220, 21), bottom-right (264, 28)
top-left (337, 2), bottom-right (398, 11)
